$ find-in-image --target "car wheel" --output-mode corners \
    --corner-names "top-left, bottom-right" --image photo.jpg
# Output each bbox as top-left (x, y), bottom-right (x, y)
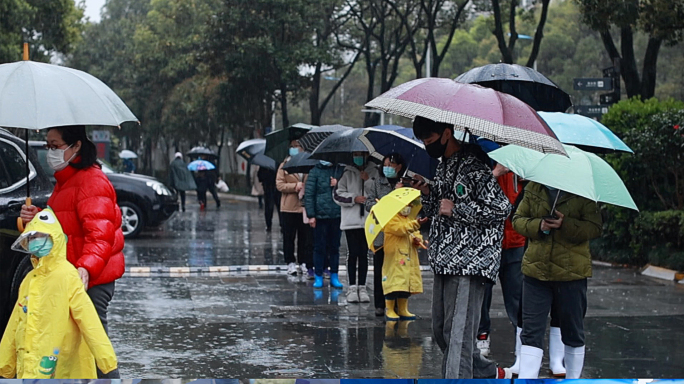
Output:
top-left (10, 254), bottom-right (32, 310)
top-left (119, 201), bottom-right (144, 239)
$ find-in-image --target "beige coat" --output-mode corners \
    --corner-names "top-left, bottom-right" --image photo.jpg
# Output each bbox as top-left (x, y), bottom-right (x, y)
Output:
top-left (276, 159), bottom-right (307, 213)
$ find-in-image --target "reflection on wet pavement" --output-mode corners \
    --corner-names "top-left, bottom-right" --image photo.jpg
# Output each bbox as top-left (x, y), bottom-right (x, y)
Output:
top-left (111, 198), bottom-right (684, 378)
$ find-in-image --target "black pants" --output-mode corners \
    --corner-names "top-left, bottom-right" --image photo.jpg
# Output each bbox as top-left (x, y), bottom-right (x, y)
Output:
top-left (178, 190), bottom-right (186, 210)
top-left (263, 187), bottom-right (280, 230)
top-left (479, 246), bottom-right (524, 335)
top-left (281, 212), bottom-right (313, 267)
top-left (207, 183), bottom-right (220, 206)
top-left (385, 291), bottom-right (410, 300)
top-left (87, 281), bottom-right (120, 378)
top-left (345, 229), bottom-right (368, 286)
top-left (373, 248), bottom-right (385, 309)
top-left (521, 276), bottom-right (588, 349)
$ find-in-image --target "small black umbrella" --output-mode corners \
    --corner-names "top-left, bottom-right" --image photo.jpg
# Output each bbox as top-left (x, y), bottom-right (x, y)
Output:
top-left (187, 146), bottom-right (218, 160)
top-left (455, 63), bottom-right (572, 112)
top-left (251, 153), bottom-right (277, 171)
top-left (282, 152), bottom-right (320, 174)
top-left (309, 128), bottom-right (369, 165)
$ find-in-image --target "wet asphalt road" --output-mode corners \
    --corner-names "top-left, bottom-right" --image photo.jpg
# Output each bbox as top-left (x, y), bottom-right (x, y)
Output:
top-left (110, 195), bottom-right (684, 379)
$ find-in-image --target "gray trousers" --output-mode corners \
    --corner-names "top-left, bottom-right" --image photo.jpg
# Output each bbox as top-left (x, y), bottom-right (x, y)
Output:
top-left (432, 274), bottom-right (498, 378)
top-left (88, 281), bottom-right (120, 379)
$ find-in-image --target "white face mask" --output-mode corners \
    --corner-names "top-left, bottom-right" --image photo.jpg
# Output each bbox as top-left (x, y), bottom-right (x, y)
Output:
top-left (47, 145), bottom-right (75, 172)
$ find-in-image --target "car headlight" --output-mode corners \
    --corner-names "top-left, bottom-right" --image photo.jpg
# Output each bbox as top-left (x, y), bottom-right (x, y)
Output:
top-left (146, 181), bottom-right (172, 196)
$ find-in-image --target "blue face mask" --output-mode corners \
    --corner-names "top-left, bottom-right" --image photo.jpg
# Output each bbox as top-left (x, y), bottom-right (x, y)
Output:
top-left (383, 166), bottom-right (397, 179)
top-left (28, 237), bottom-right (53, 258)
top-left (320, 160), bottom-right (332, 166)
top-left (289, 147), bottom-right (300, 157)
top-left (353, 156), bottom-right (364, 167)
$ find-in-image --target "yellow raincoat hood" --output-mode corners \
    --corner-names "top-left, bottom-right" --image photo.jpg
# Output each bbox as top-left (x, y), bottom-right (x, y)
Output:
top-left (0, 208), bottom-right (118, 378)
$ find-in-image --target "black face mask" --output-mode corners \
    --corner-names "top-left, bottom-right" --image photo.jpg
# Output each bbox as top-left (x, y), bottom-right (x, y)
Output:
top-left (425, 132), bottom-right (448, 159)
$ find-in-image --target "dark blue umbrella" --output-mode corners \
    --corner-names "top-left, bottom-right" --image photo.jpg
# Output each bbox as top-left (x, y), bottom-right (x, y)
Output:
top-left (282, 152), bottom-right (320, 174)
top-left (250, 153), bottom-right (277, 171)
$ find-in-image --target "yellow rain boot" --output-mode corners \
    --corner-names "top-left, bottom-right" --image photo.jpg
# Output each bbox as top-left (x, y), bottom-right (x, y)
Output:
top-left (397, 297), bottom-right (416, 320)
top-left (385, 299), bottom-right (400, 321)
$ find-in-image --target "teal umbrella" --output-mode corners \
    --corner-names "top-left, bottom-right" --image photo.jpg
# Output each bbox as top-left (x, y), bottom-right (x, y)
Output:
top-left (265, 123), bottom-right (315, 164)
top-left (488, 144), bottom-right (638, 211)
top-left (538, 112), bottom-right (633, 154)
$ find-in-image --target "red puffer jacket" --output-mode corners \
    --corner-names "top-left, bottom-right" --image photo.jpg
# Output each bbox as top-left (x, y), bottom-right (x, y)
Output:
top-left (48, 163), bottom-right (125, 288)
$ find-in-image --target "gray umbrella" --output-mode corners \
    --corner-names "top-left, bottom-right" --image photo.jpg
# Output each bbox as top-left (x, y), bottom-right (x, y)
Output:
top-left (250, 154), bottom-right (277, 171)
top-left (298, 124), bottom-right (352, 153)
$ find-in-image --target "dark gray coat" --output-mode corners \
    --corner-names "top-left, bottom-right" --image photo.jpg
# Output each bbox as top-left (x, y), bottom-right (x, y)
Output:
top-left (168, 158), bottom-right (197, 191)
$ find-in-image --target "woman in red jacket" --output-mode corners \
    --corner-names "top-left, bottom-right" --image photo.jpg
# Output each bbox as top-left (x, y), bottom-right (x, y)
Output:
top-left (21, 125), bottom-right (124, 378)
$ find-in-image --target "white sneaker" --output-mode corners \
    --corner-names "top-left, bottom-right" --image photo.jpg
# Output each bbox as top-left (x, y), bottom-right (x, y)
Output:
top-left (477, 333), bottom-right (491, 357)
top-left (346, 285), bottom-right (359, 303)
top-left (358, 285), bottom-right (370, 303)
top-left (299, 263), bottom-right (307, 274)
top-left (287, 262), bottom-right (298, 276)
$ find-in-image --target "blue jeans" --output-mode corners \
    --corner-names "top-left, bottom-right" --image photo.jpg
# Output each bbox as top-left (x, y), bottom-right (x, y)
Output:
top-left (314, 218), bottom-right (341, 276)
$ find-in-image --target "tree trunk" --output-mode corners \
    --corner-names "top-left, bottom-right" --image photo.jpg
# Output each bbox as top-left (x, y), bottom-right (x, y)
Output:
top-left (640, 37), bottom-right (662, 99)
top-left (526, 0), bottom-right (550, 68)
top-left (280, 82), bottom-right (289, 129)
top-left (620, 26), bottom-right (642, 98)
top-left (310, 62), bottom-right (323, 125)
top-left (492, 0), bottom-right (514, 64)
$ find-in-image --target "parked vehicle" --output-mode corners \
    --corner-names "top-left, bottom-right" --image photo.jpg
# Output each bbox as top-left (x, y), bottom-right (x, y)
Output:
top-left (30, 142), bottom-right (179, 238)
top-left (0, 129), bottom-right (54, 336)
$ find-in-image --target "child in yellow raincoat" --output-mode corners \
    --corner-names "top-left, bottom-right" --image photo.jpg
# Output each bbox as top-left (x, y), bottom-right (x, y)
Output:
top-left (382, 200), bottom-right (425, 321)
top-left (0, 208), bottom-right (118, 379)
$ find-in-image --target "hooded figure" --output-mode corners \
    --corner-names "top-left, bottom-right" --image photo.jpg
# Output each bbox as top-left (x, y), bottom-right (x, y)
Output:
top-left (0, 208), bottom-right (118, 379)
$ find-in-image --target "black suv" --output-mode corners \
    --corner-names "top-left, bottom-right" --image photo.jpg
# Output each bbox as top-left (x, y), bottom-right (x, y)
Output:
top-left (0, 128), bottom-right (54, 336)
top-left (31, 142), bottom-right (179, 239)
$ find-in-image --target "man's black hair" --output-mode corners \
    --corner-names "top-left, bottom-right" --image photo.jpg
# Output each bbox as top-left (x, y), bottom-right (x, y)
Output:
top-left (47, 125), bottom-right (99, 169)
top-left (412, 116), bottom-right (453, 140)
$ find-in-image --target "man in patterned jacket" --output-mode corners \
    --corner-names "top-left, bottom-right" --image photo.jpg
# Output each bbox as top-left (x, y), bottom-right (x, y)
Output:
top-left (410, 116), bottom-right (512, 379)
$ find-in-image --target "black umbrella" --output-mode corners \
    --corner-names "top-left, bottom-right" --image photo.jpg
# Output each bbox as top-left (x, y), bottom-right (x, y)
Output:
top-left (455, 63), bottom-right (572, 112)
top-left (298, 124), bottom-right (352, 153)
top-left (251, 153), bottom-right (277, 171)
top-left (309, 128), bottom-right (369, 165)
top-left (187, 146), bottom-right (218, 160)
top-left (282, 152), bottom-right (320, 174)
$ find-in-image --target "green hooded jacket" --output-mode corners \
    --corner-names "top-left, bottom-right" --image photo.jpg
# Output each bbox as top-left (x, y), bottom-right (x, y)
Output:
top-left (512, 182), bottom-right (602, 282)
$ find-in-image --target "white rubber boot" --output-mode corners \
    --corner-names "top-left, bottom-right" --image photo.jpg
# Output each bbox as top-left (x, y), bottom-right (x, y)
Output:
top-left (564, 345), bottom-right (586, 379)
top-left (508, 327), bottom-right (522, 375)
top-left (549, 326), bottom-right (567, 377)
top-left (518, 345), bottom-right (544, 379)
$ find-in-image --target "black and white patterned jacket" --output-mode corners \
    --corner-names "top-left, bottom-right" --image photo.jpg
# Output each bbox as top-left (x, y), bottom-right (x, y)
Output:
top-left (422, 152), bottom-right (512, 281)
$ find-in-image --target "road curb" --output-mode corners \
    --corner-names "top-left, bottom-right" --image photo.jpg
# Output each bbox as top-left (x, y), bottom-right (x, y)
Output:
top-left (640, 264), bottom-right (684, 283)
top-left (125, 265), bottom-right (432, 277)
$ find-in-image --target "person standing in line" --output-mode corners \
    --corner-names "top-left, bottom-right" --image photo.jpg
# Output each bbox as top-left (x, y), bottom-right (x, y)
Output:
top-left (305, 160), bottom-right (345, 288)
top-left (364, 153), bottom-right (407, 316)
top-left (512, 183), bottom-right (602, 379)
top-left (333, 151), bottom-right (379, 304)
top-left (168, 152), bottom-right (197, 212)
top-left (276, 140), bottom-right (313, 276)
top-left (20, 125), bottom-right (124, 378)
top-left (258, 166), bottom-right (281, 232)
top-left (409, 116), bottom-right (512, 379)
top-left (251, 164), bottom-right (265, 209)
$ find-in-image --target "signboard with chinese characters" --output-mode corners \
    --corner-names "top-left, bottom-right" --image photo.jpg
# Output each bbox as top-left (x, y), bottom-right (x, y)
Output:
top-left (91, 130), bottom-right (111, 162)
top-left (575, 105), bottom-right (609, 118)
top-left (573, 78), bottom-right (613, 91)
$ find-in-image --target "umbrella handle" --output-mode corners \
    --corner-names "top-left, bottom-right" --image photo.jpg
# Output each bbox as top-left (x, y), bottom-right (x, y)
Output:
top-left (16, 197), bottom-right (31, 232)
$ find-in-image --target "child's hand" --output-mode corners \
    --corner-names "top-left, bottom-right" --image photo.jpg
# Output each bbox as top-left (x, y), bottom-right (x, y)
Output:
top-left (78, 267), bottom-right (89, 288)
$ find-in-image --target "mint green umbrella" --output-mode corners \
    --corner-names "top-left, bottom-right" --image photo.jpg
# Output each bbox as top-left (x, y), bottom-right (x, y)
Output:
top-left (488, 144), bottom-right (638, 211)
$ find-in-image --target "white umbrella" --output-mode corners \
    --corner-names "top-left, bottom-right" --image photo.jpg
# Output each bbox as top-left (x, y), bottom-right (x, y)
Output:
top-left (1, 46), bottom-right (138, 231)
top-left (0, 60), bottom-right (138, 129)
top-left (119, 150), bottom-right (138, 159)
